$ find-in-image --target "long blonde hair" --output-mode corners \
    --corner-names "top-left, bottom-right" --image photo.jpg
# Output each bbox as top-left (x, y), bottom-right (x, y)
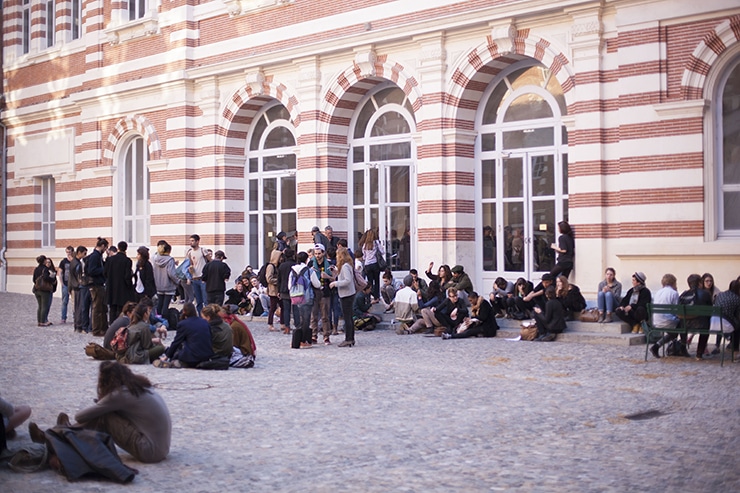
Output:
top-left (556, 275), bottom-right (570, 298)
top-left (336, 248), bottom-right (353, 273)
top-left (361, 229), bottom-right (377, 250)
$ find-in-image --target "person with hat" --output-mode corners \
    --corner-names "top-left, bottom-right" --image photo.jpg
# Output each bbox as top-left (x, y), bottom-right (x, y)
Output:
top-left (521, 273), bottom-right (554, 313)
top-left (201, 250), bottom-right (231, 306)
top-left (615, 271), bottom-right (652, 333)
top-left (449, 265), bottom-right (474, 302)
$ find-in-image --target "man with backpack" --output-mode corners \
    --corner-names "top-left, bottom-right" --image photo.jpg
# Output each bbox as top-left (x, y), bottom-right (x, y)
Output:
top-left (309, 244), bottom-right (335, 345)
top-left (289, 251), bottom-right (321, 348)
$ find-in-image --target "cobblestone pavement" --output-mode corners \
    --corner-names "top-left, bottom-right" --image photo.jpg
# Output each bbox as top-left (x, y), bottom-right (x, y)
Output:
top-left (1, 291), bottom-right (738, 492)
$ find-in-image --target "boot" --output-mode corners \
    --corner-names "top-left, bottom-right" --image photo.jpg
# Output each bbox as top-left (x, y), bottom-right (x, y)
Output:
top-left (650, 344), bottom-right (661, 359)
top-left (597, 311), bottom-right (605, 323)
top-left (632, 324), bottom-right (640, 334)
top-left (604, 312), bottom-right (612, 323)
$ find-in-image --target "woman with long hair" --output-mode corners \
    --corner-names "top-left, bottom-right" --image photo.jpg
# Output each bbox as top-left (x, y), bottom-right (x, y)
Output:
top-left (32, 255), bottom-right (57, 326)
top-left (134, 246), bottom-right (156, 301)
top-left (72, 361), bottom-right (171, 463)
top-left (555, 274), bottom-right (586, 320)
top-left (425, 262), bottom-right (453, 290)
top-left (550, 220), bottom-right (574, 279)
top-left (596, 267), bottom-right (622, 323)
top-left (201, 303), bottom-right (234, 358)
top-left (360, 229), bottom-right (384, 301)
top-left (117, 301), bottom-right (165, 364)
top-left (330, 248), bottom-right (357, 347)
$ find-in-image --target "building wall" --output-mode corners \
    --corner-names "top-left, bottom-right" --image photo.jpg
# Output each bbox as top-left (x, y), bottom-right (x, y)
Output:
top-left (2, 0), bottom-right (739, 297)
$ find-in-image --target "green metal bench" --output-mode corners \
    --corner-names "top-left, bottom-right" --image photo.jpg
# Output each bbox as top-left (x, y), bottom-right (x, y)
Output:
top-left (643, 303), bottom-right (734, 366)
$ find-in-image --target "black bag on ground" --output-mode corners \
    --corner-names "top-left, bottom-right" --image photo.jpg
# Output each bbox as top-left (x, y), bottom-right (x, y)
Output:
top-left (166, 307), bottom-right (180, 330)
top-left (196, 355), bottom-right (230, 370)
top-left (291, 328), bottom-right (302, 349)
top-left (666, 340), bottom-right (690, 357)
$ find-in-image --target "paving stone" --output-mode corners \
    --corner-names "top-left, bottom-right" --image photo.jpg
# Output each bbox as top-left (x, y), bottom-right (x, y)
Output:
top-left (0, 292), bottom-right (738, 492)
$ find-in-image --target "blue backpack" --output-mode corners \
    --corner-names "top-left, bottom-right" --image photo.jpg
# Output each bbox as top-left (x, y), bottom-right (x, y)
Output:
top-left (290, 267), bottom-right (314, 306)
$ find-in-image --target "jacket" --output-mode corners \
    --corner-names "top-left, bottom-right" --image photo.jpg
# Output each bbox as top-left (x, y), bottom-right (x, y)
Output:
top-left (165, 316), bottom-right (214, 364)
top-left (537, 298), bottom-right (568, 334)
top-left (266, 249), bottom-right (282, 297)
top-left (85, 249), bottom-right (106, 286)
top-left (152, 254), bottom-right (179, 295)
top-left (333, 262), bottom-right (356, 299)
top-left (119, 321), bottom-right (158, 365)
top-left (134, 260), bottom-right (157, 299)
top-left (393, 286), bottom-right (418, 322)
top-left (202, 258), bottom-right (231, 294)
top-left (105, 252), bottom-right (135, 306)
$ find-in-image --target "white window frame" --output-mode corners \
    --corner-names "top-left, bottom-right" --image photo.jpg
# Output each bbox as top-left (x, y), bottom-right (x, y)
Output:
top-left (41, 176), bottom-right (56, 248)
top-left (129, 0), bottom-right (148, 21)
top-left (46, 0), bottom-right (56, 48)
top-left (715, 53), bottom-right (740, 238)
top-left (72, 0), bottom-right (82, 40)
top-left (119, 136), bottom-right (150, 245)
top-left (22, 0), bottom-right (31, 54)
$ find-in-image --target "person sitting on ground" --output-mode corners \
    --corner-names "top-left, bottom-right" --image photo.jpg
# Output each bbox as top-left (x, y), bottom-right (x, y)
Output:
top-left (615, 271), bottom-right (652, 334)
top-left (70, 361), bottom-right (170, 463)
top-left (490, 277), bottom-right (515, 317)
top-left (424, 262), bottom-right (453, 291)
top-left (442, 291), bottom-right (498, 340)
top-left (201, 303), bottom-right (234, 359)
top-left (221, 306), bottom-right (257, 368)
top-left (596, 267), bottom-right (622, 323)
top-left (155, 302), bottom-right (213, 368)
top-left (408, 269), bottom-right (428, 300)
top-left (394, 275), bottom-right (419, 334)
top-left (407, 281), bottom-right (446, 334)
top-left (714, 280), bottom-right (740, 354)
top-left (648, 274), bottom-right (681, 359)
top-left (353, 283), bottom-right (381, 331)
top-left (555, 275), bottom-right (586, 321)
top-left (532, 285), bottom-right (567, 341)
top-left (103, 301), bottom-right (138, 350)
top-left (521, 273), bottom-right (553, 313)
top-left (116, 301), bottom-right (165, 364)
top-left (449, 264), bottom-right (474, 305)
top-left (246, 276), bottom-right (269, 317)
top-left (434, 288), bottom-right (470, 336)
top-left (1, 394), bottom-right (31, 441)
top-left (380, 270), bottom-right (397, 312)
top-left (225, 279), bottom-right (252, 315)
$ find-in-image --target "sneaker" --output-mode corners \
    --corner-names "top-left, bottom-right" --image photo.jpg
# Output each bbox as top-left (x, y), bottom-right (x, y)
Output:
top-left (441, 333), bottom-right (451, 340)
top-left (300, 342), bottom-right (313, 349)
top-left (261, 312), bottom-right (269, 317)
top-left (650, 344), bottom-right (661, 359)
top-left (152, 359), bottom-right (170, 368)
top-left (171, 359), bottom-right (182, 368)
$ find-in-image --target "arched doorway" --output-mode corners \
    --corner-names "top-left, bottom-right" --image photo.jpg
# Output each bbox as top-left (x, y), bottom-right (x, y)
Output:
top-left (246, 103), bottom-right (297, 267)
top-left (117, 135), bottom-right (150, 245)
top-left (349, 85), bottom-right (416, 271)
top-left (477, 60), bottom-right (568, 281)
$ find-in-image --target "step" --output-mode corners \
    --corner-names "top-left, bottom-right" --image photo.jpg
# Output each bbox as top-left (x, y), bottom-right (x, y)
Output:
top-left (496, 318), bottom-right (633, 335)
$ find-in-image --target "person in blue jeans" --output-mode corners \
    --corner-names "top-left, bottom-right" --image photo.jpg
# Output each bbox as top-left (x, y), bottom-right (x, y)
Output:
top-left (186, 234), bottom-right (208, 314)
top-left (57, 246), bottom-right (75, 324)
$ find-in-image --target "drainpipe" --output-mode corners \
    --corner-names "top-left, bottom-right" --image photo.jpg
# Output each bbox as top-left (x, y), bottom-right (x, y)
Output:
top-left (0, 10), bottom-right (6, 293)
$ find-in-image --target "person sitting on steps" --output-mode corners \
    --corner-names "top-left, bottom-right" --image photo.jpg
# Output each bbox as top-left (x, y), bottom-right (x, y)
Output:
top-left (533, 285), bottom-right (567, 342)
top-left (596, 267), bottom-right (622, 323)
top-left (615, 271), bottom-right (651, 334)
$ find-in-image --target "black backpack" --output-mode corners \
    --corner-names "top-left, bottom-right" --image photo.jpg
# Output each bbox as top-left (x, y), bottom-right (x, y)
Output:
top-left (166, 307), bottom-right (181, 331)
top-left (257, 262), bottom-right (270, 288)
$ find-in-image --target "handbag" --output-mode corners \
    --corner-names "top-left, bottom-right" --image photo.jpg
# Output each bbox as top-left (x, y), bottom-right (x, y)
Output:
top-left (353, 269), bottom-right (368, 291)
top-left (34, 276), bottom-right (54, 292)
top-left (578, 308), bottom-right (600, 322)
top-left (520, 323), bottom-right (538, 341)
top-left (375, 243), bottom-right (387, 270)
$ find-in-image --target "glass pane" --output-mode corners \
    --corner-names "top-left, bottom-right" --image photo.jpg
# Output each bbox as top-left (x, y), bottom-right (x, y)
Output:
top-left (281, 212), bottom-right (296, 238)
top-left (266, 105), bottom-right (290, 123)
top-left (481, 159), bottom-right (495, 199)
top-left (135, 218), bottom-right (146, 245)
top-left (388, 206), bottom-right (410, 271)
top-left (481, 133), bottom-right (496, 152)
top-left (563, 199), bottom-right (569, 224)
top-left (369, 142), bottom-right (411, 161)
top-left (482, 205), bottom-right (496, 271)
top-left (42, 225), bottom-right (49, 246)
top-left (504, 93), bottom-right (553, 122)
top-left (502, 157), bottom-right (523, 198)
top-left (353, 170), bottom-right (364, 205)
top-left (248, 157), bottom-right (258, 173)
top-left (262, 214), bottom-right (277, 262)
top-left (264, 153), bottom-right (296, 171)
top-left (532, 200), bottom-right (555, 272)
top-left (724, 192), bottom-right (740, 230)
top-left (353, 208), bottom-right (365, 250)
top-left (249, 179), bottom-right (258, 210)
top-left (509, 66), bottom-right (545, 90)
top-left (250, 115), bottom-right (267, 150)
top-left (50, 223), bottom-right (56, 246)
top-left (249, 215), bottom-right (259, 267)
top-left (723, 62), bottom-right (740, 184)
top-left (561, 125), bottom-right (568, 145)
top-left (354, 99), bottom-right (375, 139)
top-left (353, 147), bottom-right (364, 163)
top-left (388, 166), bottom-right (409, 203)
top-left (562, 154), bottom-right (569, 194)
top-left (374, 87), bottom-right (406, 107)
top-left (503, 203), bottom-right (524, 272)
top-left (370, 207), bottom-right (379, 231)
top-left (125, 220), bottom-right (132, 244)
top-left (263, 178), bottom-right (277, 210)
top-left (264, 126), bottom-right (295, 149)
top-left (370, 111), bottom-right (410, 136)
top-left (482, 80), bottom-right (510, 125)
top-left (281, 175), bottom-right (296, 210)
top-left (531, 155), bottom-right (554, 197)
top-left (369, 168), bottom-right (379, 204)
top-left (135, 139), bottom-right (145, 215)
top-left (124, 145), bottom-right (132, 215)
top-left (502, 127), bottom-right (554, 149)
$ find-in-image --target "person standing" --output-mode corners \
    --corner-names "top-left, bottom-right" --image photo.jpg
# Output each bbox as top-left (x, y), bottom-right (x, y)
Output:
top-left (133, 246), bottom-right (156, 302)
top-left (360, 229), bottom-right (384, 301)
top-left (277, 248), bottom-right (296, 334)
top-left (86, 237), bottom-right (109, 337)
top-left (266, 249), bottom-right (282, 332)
top-left (186, 234), bottom-right (208, 315)
top-left (57, 246), bottom-right (75, 324)
top-left (105, 241), bottom-right (136, 325)
top-left (550, 220), bottom-right (574, 279)
top-left (330, 248), bottom-right (357, 347)
top-left (32, 255), bottom-right (56, 326)
top-left (71, 246), bottom-right (91, 333)
top-left (152, 241), bottom-right (179, 317)
top-left (290, 251), bottom-right (321, 348)
top-left (201, 250), bottom-right (231, 306)
top-left (310, 244), bottom-right (334, 344)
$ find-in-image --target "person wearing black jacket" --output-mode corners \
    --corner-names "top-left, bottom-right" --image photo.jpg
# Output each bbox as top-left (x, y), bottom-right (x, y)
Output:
top-left (105, 241), bottom-right (136, 325)
top-left (201, 250), bottom-right (231, 306)
top-left (615, 271), bottom-right (652, 333)
top-left (533, 285), bottom-right (567, 341)
top-left (277, 248), bottom-right (296, 334)
top-left (86, 237), bottom-right (109, 336)
top-left (434, 288), bottom-right (469, 335)
top-left (442, 292), bottom-right (498, 339)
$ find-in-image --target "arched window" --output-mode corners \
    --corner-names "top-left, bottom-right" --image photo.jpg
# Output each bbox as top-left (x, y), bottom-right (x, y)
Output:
top-left (717, 54), bottom-right (740, 236)
top-left (477, 61), bottom-right (568, 279)
top-left (350, 86), bottom-right (416, 271)
top-left (120, 136), bottom-right (150, 244)
top-left (246, 104), bottom-right (297, 267)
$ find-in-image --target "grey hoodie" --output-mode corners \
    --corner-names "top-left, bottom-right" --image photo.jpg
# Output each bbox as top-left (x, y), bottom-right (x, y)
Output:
top-left (152, 253), bottom-right (179, 295)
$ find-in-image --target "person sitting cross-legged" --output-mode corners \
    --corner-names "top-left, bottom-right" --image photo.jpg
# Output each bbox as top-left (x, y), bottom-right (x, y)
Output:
top-left (532, 285), bottom-right (567, 342)
top-left (441, 291), bottom-right (499, 340)
top-left (154, 302), bottom-right (214, 368)
top-left (393, 275), bottom-right (419, 334)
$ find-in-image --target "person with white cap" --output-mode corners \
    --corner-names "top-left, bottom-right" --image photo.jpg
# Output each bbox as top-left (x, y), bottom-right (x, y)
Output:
top-left (615, 271), bottom-right (652, 333)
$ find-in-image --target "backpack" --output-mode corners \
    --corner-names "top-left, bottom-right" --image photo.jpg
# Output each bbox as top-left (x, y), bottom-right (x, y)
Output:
top-left (289, 267), bottom-right (314, 306)
top-left (175, 258), bottom-right (191, 281)
top-left (353, 268), bottom-right (368, 291)
top-left (166, 307), bottom-right (181, 331)
top-left (110, 326), bottom-right (129, 354)
top-left (257, 262), bottom-right (270, 288)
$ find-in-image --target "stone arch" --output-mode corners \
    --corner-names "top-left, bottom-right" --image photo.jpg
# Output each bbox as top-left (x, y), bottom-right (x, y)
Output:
top-left (681, 15), bottom-right (740, 99)
top-left (103, 115), bottom-right (161, 166)
top-left (216, 76), bottom-right (301, 156)
top-left (446, 26), bottom-right (575, 127)
top-left (318, 53), bottom-right (422, 145)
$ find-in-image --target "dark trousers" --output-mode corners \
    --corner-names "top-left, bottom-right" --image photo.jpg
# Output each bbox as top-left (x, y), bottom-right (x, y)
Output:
top-left (615, 306), bottom-right (647, 327)
top-left (206, 292), bottom-right (224, 306)
top-left (109, 304), bottom-right (123, 325)
top-left (267, 296), bottom-right (279, 325)
top-left (75, 286), bottom-right (91, 332)
top-left (340, 294), bottom-right (355, 342)
top-left (157, 294), bottom-right (172, 317)
top-left (297, 303), bottom-right (313, 343)
top-left (35, 289), bottom-right (51, 323)
top-left (89, 285), bottom-right (108, 335)
top-left (281, 297), bottom-right (299, 328)
top-left (550, 261), bottom-right (573, 279)
top-left (364, 262), bottom-right (381, 300)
